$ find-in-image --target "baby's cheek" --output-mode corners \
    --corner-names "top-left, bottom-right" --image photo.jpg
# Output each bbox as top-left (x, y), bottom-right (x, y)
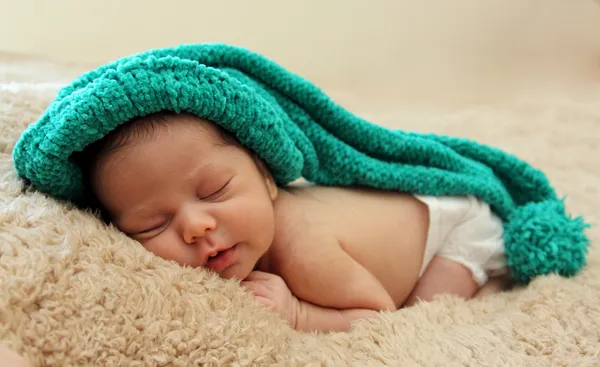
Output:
top-left (142, 231), bottom-right (197, 267)
top-left (247, 198), bottom-right (276, 243)
top-left (229, 197), bottom-right (273, 232)
top-left (236, 192), bottom-right (273, 217)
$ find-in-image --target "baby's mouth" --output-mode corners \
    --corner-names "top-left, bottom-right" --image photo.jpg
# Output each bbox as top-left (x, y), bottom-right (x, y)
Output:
top-left (205, 245), bottom-right (238, 272)
top-left (208, 251), bottom-right (223, 260)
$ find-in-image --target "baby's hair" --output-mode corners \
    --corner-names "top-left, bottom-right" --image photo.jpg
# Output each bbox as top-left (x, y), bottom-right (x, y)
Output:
top-left (73, 112), bottom-right (239, 172)
top-left (71, 111), bottom-right (242, 214)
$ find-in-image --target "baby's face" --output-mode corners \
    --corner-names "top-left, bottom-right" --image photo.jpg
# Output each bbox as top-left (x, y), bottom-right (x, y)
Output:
top-left (92, 116), bottom-right (278, 280)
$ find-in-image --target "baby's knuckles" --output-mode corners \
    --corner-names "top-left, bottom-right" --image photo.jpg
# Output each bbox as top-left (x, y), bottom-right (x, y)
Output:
top-left (244, 272), bottom-right (299, 328)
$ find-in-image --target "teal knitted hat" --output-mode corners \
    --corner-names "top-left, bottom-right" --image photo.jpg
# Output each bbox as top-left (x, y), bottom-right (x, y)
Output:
top-left (13, 43), bottom-right (589, 284)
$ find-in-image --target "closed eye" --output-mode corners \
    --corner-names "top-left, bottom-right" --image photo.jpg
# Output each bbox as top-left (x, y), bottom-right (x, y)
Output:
top-left (200, 178), bottom-right (232, 200)
top-left (131, 221), bottom-right (170, 238)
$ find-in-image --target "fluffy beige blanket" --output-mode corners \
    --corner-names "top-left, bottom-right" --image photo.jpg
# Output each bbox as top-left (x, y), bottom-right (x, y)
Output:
top-left (1, 37), bottom-right (600, 365)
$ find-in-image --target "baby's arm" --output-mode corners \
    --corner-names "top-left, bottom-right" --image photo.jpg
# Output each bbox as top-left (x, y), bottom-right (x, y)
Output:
top-left (295, 300), bottom-right (382, 333)
top-left (404, 255), bottom-right (480, 307)
top-left (280, 236), bottom-right (397, 332)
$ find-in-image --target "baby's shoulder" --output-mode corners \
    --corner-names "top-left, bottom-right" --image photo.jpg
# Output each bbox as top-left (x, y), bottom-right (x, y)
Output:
top-left (268, 188), bottom-right (335, 259)
top-left (272, 189), bottom-right (326, 243)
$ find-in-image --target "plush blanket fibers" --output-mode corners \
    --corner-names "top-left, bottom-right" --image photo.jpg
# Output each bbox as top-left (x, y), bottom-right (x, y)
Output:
top-left (1, 40), bottom-right (600, 367)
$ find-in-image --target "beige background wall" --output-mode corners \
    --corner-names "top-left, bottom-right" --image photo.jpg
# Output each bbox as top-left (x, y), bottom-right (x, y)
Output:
top-left (1, 0), bottom-right (600, 104)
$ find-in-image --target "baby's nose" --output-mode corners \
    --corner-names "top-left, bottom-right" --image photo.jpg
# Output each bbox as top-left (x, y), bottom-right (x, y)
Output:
top-left (180, 206), bottom-right (217, 244)
top-left (183, 221), bottom-right (216, 244)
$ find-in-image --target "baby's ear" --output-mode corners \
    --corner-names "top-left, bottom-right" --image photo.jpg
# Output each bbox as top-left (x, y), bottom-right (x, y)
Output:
top-left (252, 154), bottom-right (278, 201)
top-left (265, 175), bottom-right (278, 201)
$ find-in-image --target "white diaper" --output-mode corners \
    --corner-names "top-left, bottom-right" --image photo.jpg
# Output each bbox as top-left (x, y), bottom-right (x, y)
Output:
top-left (415, 195), bottom-right (507, 286)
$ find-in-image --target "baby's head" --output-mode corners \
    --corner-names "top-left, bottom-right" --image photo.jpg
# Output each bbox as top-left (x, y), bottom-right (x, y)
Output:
top-left (74, 112), bottom-right (279, 280)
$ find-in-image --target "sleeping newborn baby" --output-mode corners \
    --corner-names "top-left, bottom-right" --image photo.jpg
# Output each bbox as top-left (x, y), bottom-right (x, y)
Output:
top-left (74, 111), bottom-right (509, 333)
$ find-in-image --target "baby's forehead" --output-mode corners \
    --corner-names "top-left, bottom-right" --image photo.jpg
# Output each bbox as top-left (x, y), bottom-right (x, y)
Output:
top-left (88, 112), bottom-right (240, 184)
top-left (94, 116), bottom-right (230, 197)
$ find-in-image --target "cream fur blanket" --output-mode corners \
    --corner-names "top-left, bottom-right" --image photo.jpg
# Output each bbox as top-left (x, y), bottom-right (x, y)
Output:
top-left (2, 22), bottom-right (600, 366)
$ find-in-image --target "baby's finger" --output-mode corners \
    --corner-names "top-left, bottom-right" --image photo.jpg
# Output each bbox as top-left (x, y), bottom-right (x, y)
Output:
top-left (241, 281), bottom-right (269, 297)
top-left (245, 271), bottom-right (275, 281)
top-left (254, 295), bottom-right (276, 310)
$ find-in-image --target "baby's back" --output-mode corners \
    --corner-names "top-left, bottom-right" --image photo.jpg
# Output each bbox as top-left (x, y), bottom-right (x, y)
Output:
top-left (271, 185), bottom-right (430, 307)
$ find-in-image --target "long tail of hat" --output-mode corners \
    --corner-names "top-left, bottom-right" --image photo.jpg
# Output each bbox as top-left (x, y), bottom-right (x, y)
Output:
top-left (203, 45), bottom-right (590, 284)
top-left (13, 43), bottom-right (589, 284)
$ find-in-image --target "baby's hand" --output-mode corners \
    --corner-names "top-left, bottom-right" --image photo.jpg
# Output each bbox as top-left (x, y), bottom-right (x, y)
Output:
top-left (242, 271), bottom-right (299, 328)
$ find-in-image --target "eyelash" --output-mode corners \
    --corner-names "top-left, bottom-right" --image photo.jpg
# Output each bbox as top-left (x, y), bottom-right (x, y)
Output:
top-left (200, 179), bottom-right (231, 200)
top-left (134, 221), bottom-right (169, 237)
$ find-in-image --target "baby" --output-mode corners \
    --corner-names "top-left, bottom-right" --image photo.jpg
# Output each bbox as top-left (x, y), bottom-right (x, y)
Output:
top-left (74, 111), bottom-right (510, 333)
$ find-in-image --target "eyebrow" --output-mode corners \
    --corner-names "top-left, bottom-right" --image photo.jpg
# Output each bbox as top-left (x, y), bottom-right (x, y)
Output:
top-left (185, 161), bottom-right (217, 183)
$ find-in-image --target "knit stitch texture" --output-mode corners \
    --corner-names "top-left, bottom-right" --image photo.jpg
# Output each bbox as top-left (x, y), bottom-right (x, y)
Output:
top-left (12, 43), bottom-right (590, 284)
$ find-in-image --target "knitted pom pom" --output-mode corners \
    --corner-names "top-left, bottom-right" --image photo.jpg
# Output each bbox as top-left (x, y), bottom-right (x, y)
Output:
top-left (504, 199), bottom-right (590, 284)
